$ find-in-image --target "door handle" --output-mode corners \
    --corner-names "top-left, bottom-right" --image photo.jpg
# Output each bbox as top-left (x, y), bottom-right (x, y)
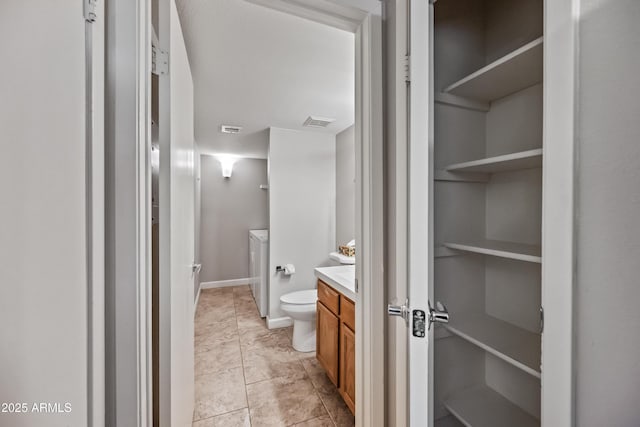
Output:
top-left (428, 301), bottom-right (449, 330)
top-left (388, 300), bottom-right (450, 330)
top-left (191, 263), bottom-right (202, 274)
top-left (387, 299), bottom-right (410, 324)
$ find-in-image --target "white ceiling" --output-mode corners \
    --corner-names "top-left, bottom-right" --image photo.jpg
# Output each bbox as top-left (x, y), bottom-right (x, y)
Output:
top-left (176, 0), bottom-right (358, 159)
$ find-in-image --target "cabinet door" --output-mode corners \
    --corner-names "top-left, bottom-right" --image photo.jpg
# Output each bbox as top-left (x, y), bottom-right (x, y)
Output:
top-left (340, 323), bottom-right (356, 414)
top-left (317, 302), bottom-right (340, 386)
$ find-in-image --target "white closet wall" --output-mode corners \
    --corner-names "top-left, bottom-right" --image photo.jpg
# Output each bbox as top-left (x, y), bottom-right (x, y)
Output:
top-left (574, 0), bottom-right (640, 425)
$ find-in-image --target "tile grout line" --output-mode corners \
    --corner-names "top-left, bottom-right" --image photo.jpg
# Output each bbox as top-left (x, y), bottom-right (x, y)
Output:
top-left (193, 407), bottom-right (248, 425)
top-left (193, 287), bottom-right (250, 426)
top-left (241, 357), bottom-right (304, 388)
top-left (234, 287), bottom-right (254, 426)
top-left (286, 412), bottom-right (328, 427)
top-left (315, 386), bottom-right (338, 427)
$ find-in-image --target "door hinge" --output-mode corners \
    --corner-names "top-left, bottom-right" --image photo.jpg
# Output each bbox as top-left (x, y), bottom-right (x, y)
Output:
top-left (403, 54), bottom-right (411, 83)
top-left (152, 45), bottom-right (169, 76)
top-left (84, 0), bottom-right (97, 22)
top-left (355, 278), bottom-right (359, 293)
top-left (540, 307), bottom-right (544, 333)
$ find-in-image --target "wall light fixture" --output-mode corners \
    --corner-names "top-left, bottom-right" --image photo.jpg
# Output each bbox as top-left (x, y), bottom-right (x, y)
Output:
top-left (218, 155), bottom-right (237, 178)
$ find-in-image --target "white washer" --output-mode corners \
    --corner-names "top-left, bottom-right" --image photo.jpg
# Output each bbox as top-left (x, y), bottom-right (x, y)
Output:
top-left (249, 229), bottom-right (268, 317)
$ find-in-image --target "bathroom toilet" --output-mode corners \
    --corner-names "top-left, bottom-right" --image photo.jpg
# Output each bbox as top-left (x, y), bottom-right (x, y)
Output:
top-left (280, 289), bottom-right (318, 352)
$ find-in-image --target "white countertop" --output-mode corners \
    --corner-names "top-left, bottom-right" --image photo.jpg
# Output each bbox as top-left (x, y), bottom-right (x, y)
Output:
top-left (314, 265), bottom-right (356, 301)
top-left (329, 252), bottom-right (356, 265)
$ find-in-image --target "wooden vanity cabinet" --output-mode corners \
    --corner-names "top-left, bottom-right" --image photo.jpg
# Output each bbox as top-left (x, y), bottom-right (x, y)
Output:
top-left (316, 298), bottom-right (340, 385)
top-left (339, 297), bottom-right (356, 413)
top-left (316, 279), bottom-right (356, 414)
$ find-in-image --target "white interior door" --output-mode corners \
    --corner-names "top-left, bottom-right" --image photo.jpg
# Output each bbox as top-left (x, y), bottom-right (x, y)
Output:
top-left (406, 0), bottom-right (434, 425)
top-left (158, 0), bottom-right (196, 425)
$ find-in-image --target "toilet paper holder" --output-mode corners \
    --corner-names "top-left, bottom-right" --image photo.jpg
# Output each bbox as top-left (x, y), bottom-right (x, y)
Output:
top-left (275, 264), bottom-right (295, 275)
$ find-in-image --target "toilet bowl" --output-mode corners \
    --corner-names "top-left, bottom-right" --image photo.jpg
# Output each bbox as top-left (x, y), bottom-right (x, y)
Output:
top-left (280, 289), bottom-right (318, 352)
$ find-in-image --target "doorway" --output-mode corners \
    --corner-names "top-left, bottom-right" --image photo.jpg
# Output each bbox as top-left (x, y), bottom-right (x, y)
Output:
top-left (187, 1), bottom-right (357, 425)
top-left (148, 0), bottom-right (384, 426)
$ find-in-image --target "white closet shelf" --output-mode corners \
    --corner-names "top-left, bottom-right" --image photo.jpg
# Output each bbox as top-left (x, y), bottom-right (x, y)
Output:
top-left (445, 385), bottom-right (539, 427)
top-left (444, 240), bottom-right (541, 263)
top-left (443, 37), bottom-right (543, 103)
top-left (445, 149), bottom-right (542, 174)
top-left (445, 313), bottom-right (541, 378)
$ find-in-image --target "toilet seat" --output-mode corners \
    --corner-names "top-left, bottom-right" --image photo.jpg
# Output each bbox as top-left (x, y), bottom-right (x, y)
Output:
top-left (280, 289), bottom-right (317, 305)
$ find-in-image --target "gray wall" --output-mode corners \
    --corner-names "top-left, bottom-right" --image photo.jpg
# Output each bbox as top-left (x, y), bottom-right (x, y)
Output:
top-left (575, 1), bottom-right (640, 425)
top-left (199, 156), bottom-right (268, 283)
top-left (336, 125), bottom-right (356, 245)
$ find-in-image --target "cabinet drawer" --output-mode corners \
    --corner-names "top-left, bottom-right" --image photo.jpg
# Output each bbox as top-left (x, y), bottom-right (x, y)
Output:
top-left (318, 280), bottom-right (340, 315)
top-left (341, 296), bottom-right (355, 331)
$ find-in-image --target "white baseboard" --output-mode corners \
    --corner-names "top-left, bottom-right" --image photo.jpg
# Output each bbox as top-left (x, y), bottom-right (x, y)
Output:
top-left (200, 278), bottom-right (251, 289)
top-left (266, 316), bottom-right (293, 329)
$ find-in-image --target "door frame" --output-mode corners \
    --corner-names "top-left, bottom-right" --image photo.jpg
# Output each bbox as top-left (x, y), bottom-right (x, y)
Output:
top-left (388, 0), bottom-right (578, 425)
top-left (406, 0), bottom-right (433, 424)
top-left (385, 0), bottom-right (433, 423)
top-left (541, 0), bottom-right (577, 424)
top-left (353, 8), bottom-right (385, 427)
top-left (105, 0), bottom-right (153, 425)
top-left (106, 1), bottom-right (385, 426)
top-left (87, 0), bottom-right (106, 425)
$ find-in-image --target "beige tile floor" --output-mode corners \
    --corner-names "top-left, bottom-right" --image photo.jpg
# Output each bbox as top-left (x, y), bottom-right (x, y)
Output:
top-left (193, 285), bottom-right (355, 427)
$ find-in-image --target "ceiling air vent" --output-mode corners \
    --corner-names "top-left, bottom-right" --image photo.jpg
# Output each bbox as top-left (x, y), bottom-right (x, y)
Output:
top-left (220, 125), bottom-right (243, 134)
top-left (303, 116), bottom-right (335, 128)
